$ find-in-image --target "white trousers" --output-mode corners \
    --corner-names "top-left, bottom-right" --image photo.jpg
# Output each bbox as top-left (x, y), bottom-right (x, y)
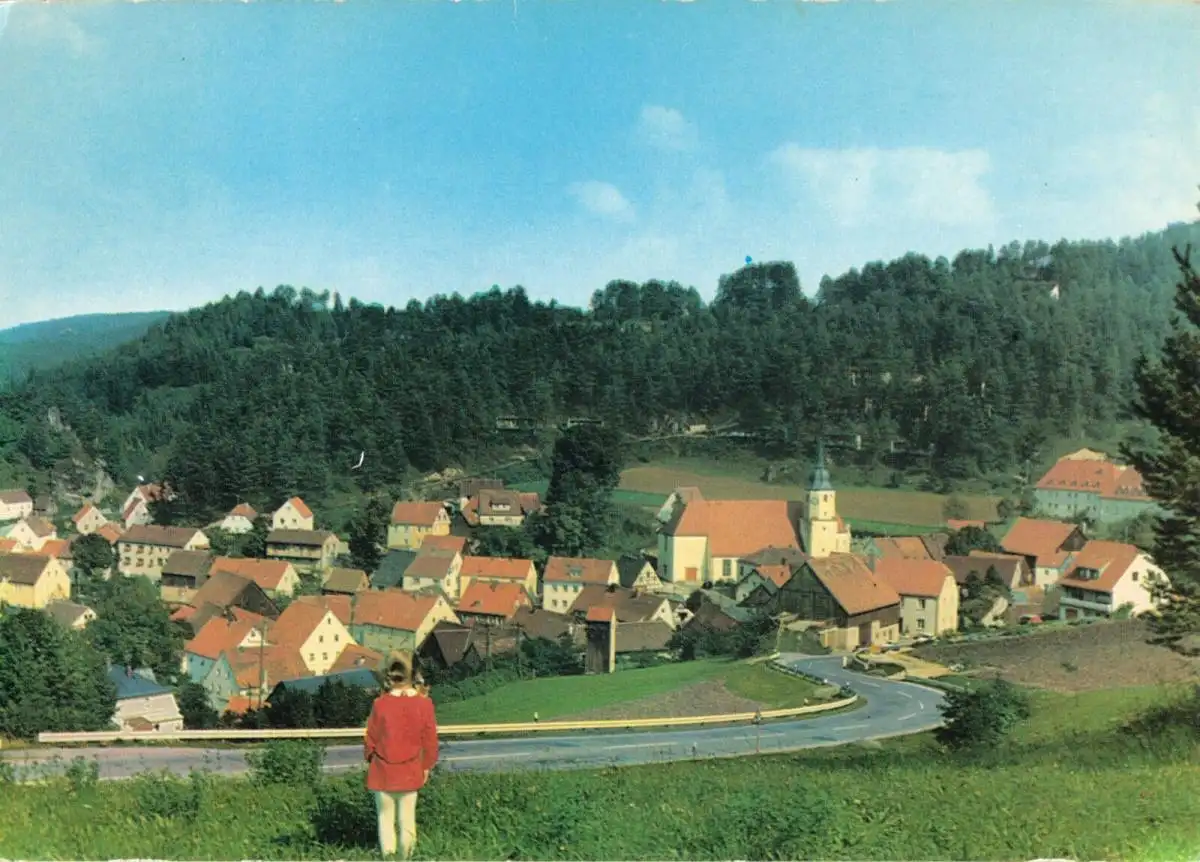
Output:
top-left (375, 790), bottom-right (419, 858)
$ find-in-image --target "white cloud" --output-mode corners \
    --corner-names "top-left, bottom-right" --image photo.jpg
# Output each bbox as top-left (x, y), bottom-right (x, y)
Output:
top-left (567, 181), bottom-right (636, 223)
top-left (1026, 94), bottom-right (1200, 240)
top-left (12, 6), bottom-right (100, 57)
top-left (770, 144), bottom-right (995, 229)
top-left (636, 105), bottom-right (699, 153)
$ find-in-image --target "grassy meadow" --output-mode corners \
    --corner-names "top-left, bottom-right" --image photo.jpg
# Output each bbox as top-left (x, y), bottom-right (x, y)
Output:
top-left (2, 682), bottom-right (1197, 860)
top-left (435, 658), bottom-right (821, 724)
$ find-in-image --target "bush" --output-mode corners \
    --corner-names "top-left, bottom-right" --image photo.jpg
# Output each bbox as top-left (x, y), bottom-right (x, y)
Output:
top-left (245, 740), bottom-right (325, 787)
top-left (130, 769), bottom-right (210, 822)
top-left (312, 771), bottom-right (375, 848)
top-left (63, 757), bottom-right (99, 794)
top-left (935, 677), bottom-right (1032, 751)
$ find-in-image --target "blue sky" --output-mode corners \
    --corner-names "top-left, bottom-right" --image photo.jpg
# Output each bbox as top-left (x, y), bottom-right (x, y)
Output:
top-left (0, 0), bottom-right (1197, 328)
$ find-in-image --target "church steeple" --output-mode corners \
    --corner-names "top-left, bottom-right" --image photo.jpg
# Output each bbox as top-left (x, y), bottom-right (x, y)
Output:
top-left (809, 440), bottom-right (833, 492)
top-left (802, 438), bottom-right (850, 558)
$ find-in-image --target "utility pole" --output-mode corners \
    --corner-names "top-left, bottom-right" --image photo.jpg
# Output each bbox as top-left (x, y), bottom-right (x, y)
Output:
top-left (257, 620), bottom-right (267, 711)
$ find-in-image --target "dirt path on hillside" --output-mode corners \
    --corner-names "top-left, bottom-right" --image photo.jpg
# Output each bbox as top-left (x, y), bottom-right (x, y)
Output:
top-left (555, 680), bottom-right (767, 723)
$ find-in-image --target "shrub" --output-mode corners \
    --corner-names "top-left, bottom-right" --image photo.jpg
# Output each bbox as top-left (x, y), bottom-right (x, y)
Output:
top-left (935, 676), bottom-right (1031, 751)
top-left (698, 788), bottom-right (849, 859)
top-left (130, 769), bottom-right (210, 822)
top-left (245, 740), bottom-right (325, 787)
top-left (63, 757), bottom-right (99, 794)
top-left (312, 771), bottom-right (375, 848)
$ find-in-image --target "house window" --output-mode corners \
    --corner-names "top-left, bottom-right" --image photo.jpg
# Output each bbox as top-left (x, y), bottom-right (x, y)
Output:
top-left (309, 653), bottom-right (315, 662)
top-left (322, 653), bottom-right (328, 661)
top-left (1132, 572), bottom-right (1139, 582)
top-left (916, 618), bottom-right (926, 630)
top-left (334, 634), bottom-right (339, 642)
top-left (319, 635), bottom-right (324, 643)
top-left (918, 599), bottom-right (927, 610)
top-left (722, 560), bottom-right (732, 579)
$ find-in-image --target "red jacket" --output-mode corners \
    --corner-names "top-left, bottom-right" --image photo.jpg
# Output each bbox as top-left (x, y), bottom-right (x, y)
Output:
top-left (363, 691), bottom-right (440, 793)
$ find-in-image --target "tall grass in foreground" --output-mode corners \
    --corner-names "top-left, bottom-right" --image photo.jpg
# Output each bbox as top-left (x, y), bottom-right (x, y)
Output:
top-left (2, 685), bottom-right (1198, 861)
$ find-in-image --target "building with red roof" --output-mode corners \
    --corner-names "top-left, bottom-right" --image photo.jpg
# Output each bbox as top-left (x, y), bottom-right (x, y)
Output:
top-left (1033, 450), bottom-right (1158, 524)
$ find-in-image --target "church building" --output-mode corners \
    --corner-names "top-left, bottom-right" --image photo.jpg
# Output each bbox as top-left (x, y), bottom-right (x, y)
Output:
top-left (656, 442), bottom-right (853, 583)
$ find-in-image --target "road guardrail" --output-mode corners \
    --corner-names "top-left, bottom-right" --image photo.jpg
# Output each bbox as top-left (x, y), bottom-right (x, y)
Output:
top-left (36, 696), bottom-right (858, 745)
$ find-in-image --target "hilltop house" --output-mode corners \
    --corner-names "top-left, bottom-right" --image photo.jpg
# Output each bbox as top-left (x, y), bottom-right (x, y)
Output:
top-left (210, 557), bottom-right (301, 599)
top-left (107, 667), bottom-right (184, 733)
top-left (272, 497), bottom-right (314, 531)
top-left (455, 581), bottom-right (532, 626)
top-left (217, 503), bottom-right (258, 535)
top-left (388, 502), bottom-right (451, 550)
top-left (2, 516), bottom-right (57, 552)
top-left (777, 554), bottom-right (902, 650)
top-left (72, 503), bottom-right (108, 536)
top-left (172, 571), bottom-right (280, 635)
top-left (121, 483), bottom-right (169, 529)
top-left (543, 556), bottom-right (619, 613)
top-left (46, 599), bottom-right (96, 631)
top-left (1034, 450), bottom-right (1158, 524)
top-left (159, 550), bottom-right (215, 605)
top-left (117, 525), bottom-right (210, 581)
top-left (0, 552), bottom-right (71, 609)
top-left (0, 489), bottom-right (34, 522)
top-left (265, 529), bottom-right (339, 574)
top-left (870, 557), bottom-right (959, 637)
top-left (657, 445), bottom-right (851, 584)
top-left (461, 489), bottom-right (543, 528)
top-left (458, 556), bottom-right (539, 597)
top-left (1056, 540), bottom-right (1168, 621)
top-left (1001, 518), bottom-right (1087, 585)
top-left (183, 608), bottom-right (269, 684)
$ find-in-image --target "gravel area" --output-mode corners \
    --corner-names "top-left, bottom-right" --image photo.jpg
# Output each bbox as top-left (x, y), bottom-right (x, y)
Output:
top-left (555, 680), bottom-right (767, 723)
top-left (914, 620), bottom-right (1200, 693)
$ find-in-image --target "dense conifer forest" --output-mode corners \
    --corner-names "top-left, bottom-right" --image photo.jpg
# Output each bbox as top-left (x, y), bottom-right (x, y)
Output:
top-left (0, 222), bottom-right (1197, 520)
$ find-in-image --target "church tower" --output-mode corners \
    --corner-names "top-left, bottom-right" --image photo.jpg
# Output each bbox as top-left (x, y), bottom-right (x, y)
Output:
top-left (802, 441), bottom-right (851, 558)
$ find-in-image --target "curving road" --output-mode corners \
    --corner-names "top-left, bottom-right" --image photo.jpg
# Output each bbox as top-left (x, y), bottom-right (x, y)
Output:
top-left (2, 655), bottom-right (945, 782)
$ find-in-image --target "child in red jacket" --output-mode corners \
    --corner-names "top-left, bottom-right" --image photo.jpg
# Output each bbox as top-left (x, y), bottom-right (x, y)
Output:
top-left (364, 653), bottom-right (439, 859)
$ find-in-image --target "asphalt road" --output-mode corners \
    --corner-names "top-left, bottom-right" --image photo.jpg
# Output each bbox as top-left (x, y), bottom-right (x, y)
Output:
top-left (3, 655), bottom-right (945, 782)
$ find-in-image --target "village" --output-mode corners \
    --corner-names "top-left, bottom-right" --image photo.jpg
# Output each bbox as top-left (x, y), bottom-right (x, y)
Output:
top-left (0, 443), bottom-right (1170, 734)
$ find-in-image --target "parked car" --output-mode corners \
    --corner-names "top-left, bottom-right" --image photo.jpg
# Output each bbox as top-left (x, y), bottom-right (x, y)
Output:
top-left (911, 634), bottom-right (935, 646)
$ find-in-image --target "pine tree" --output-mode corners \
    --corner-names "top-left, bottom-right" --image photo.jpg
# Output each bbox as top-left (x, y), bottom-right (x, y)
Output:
top-left (1122, 240), bottom-right (1200, 652)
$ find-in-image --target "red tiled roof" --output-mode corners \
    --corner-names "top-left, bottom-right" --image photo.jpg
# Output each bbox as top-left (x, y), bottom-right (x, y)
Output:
top-left (665, 500), bottom-right (801, 558)
top-left (390, 501), bottom-right (445, 527)
top-left (0, 489), bottom-right (33, 506)
top-left (1036, 458), bottom-right (1151, 502)
top-left (872, 537), bottom-right (932, 560)
top-left (295, 594), bottom-right (352, 626)
top-left (1001, 518), bottom-right (1077, 565)
top-left (1058, 540), bottom-right (1144, 594)
top-left (268, 601), bottom-right (335, 649)
top-left (460, 556), bottom-right (534, 581)
top-left (210, 557), bottom-right (293, 591)
top-left (456, 581), bottom-right (531, 619)
top-left (543, 556), bottom-right (617, 585)
top-left (0, 538), bottom-right (18, 553)
top-left (586, 605), bottom-right (616, 623)
top-left (420, 534), bottom-right (467, 555)
top-left (352, 590), bottom-right (440, 632)
top-left (330, 644), bottom-right (384, 674)
top-left (405, 552), bottom-right (457, 579)
top-left (73, 503), bottom-right (100, 524)
top-left (283, 497), bottom-right (313, 519)
top-left (229, 503), bottom-right (258, 519)
top-left (223, 696), bottom-right (257, 715)
top-left (755, 563), bottom-right (792, 588)
top-left (227, 646), bottom-right (309, 689)
top-left (872, 557), bottom-right (954, 598)
top-left (22, 516), bottom-right (55, 539)
top-left (38, 538), bottom-right (70, 559)
top-left (186, 611), bottom-right (267, 660)
top-left (806, 554), bottom-right (901, 616)
top-left (96, 523), bottom-right (124, 544)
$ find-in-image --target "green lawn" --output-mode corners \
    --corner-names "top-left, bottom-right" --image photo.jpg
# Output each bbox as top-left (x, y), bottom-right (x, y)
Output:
top-left (3, 682), bottom-right (1197, 860)
top-left (435, 658), bottom-right (814, 724)
top-left (508, 479), bottom-right (666, 509)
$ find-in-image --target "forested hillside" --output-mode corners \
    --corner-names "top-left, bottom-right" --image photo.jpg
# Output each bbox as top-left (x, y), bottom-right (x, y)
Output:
top-left (0, 311), bottom-right (171, 384)
top-left (0, 223), bottom-right (1196, 521)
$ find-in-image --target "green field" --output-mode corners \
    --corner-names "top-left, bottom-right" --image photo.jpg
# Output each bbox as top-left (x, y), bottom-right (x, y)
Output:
top-left (436, 658), bottom-right (818, 724)
top-left (3, 682), bottom-right (1196, 860)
